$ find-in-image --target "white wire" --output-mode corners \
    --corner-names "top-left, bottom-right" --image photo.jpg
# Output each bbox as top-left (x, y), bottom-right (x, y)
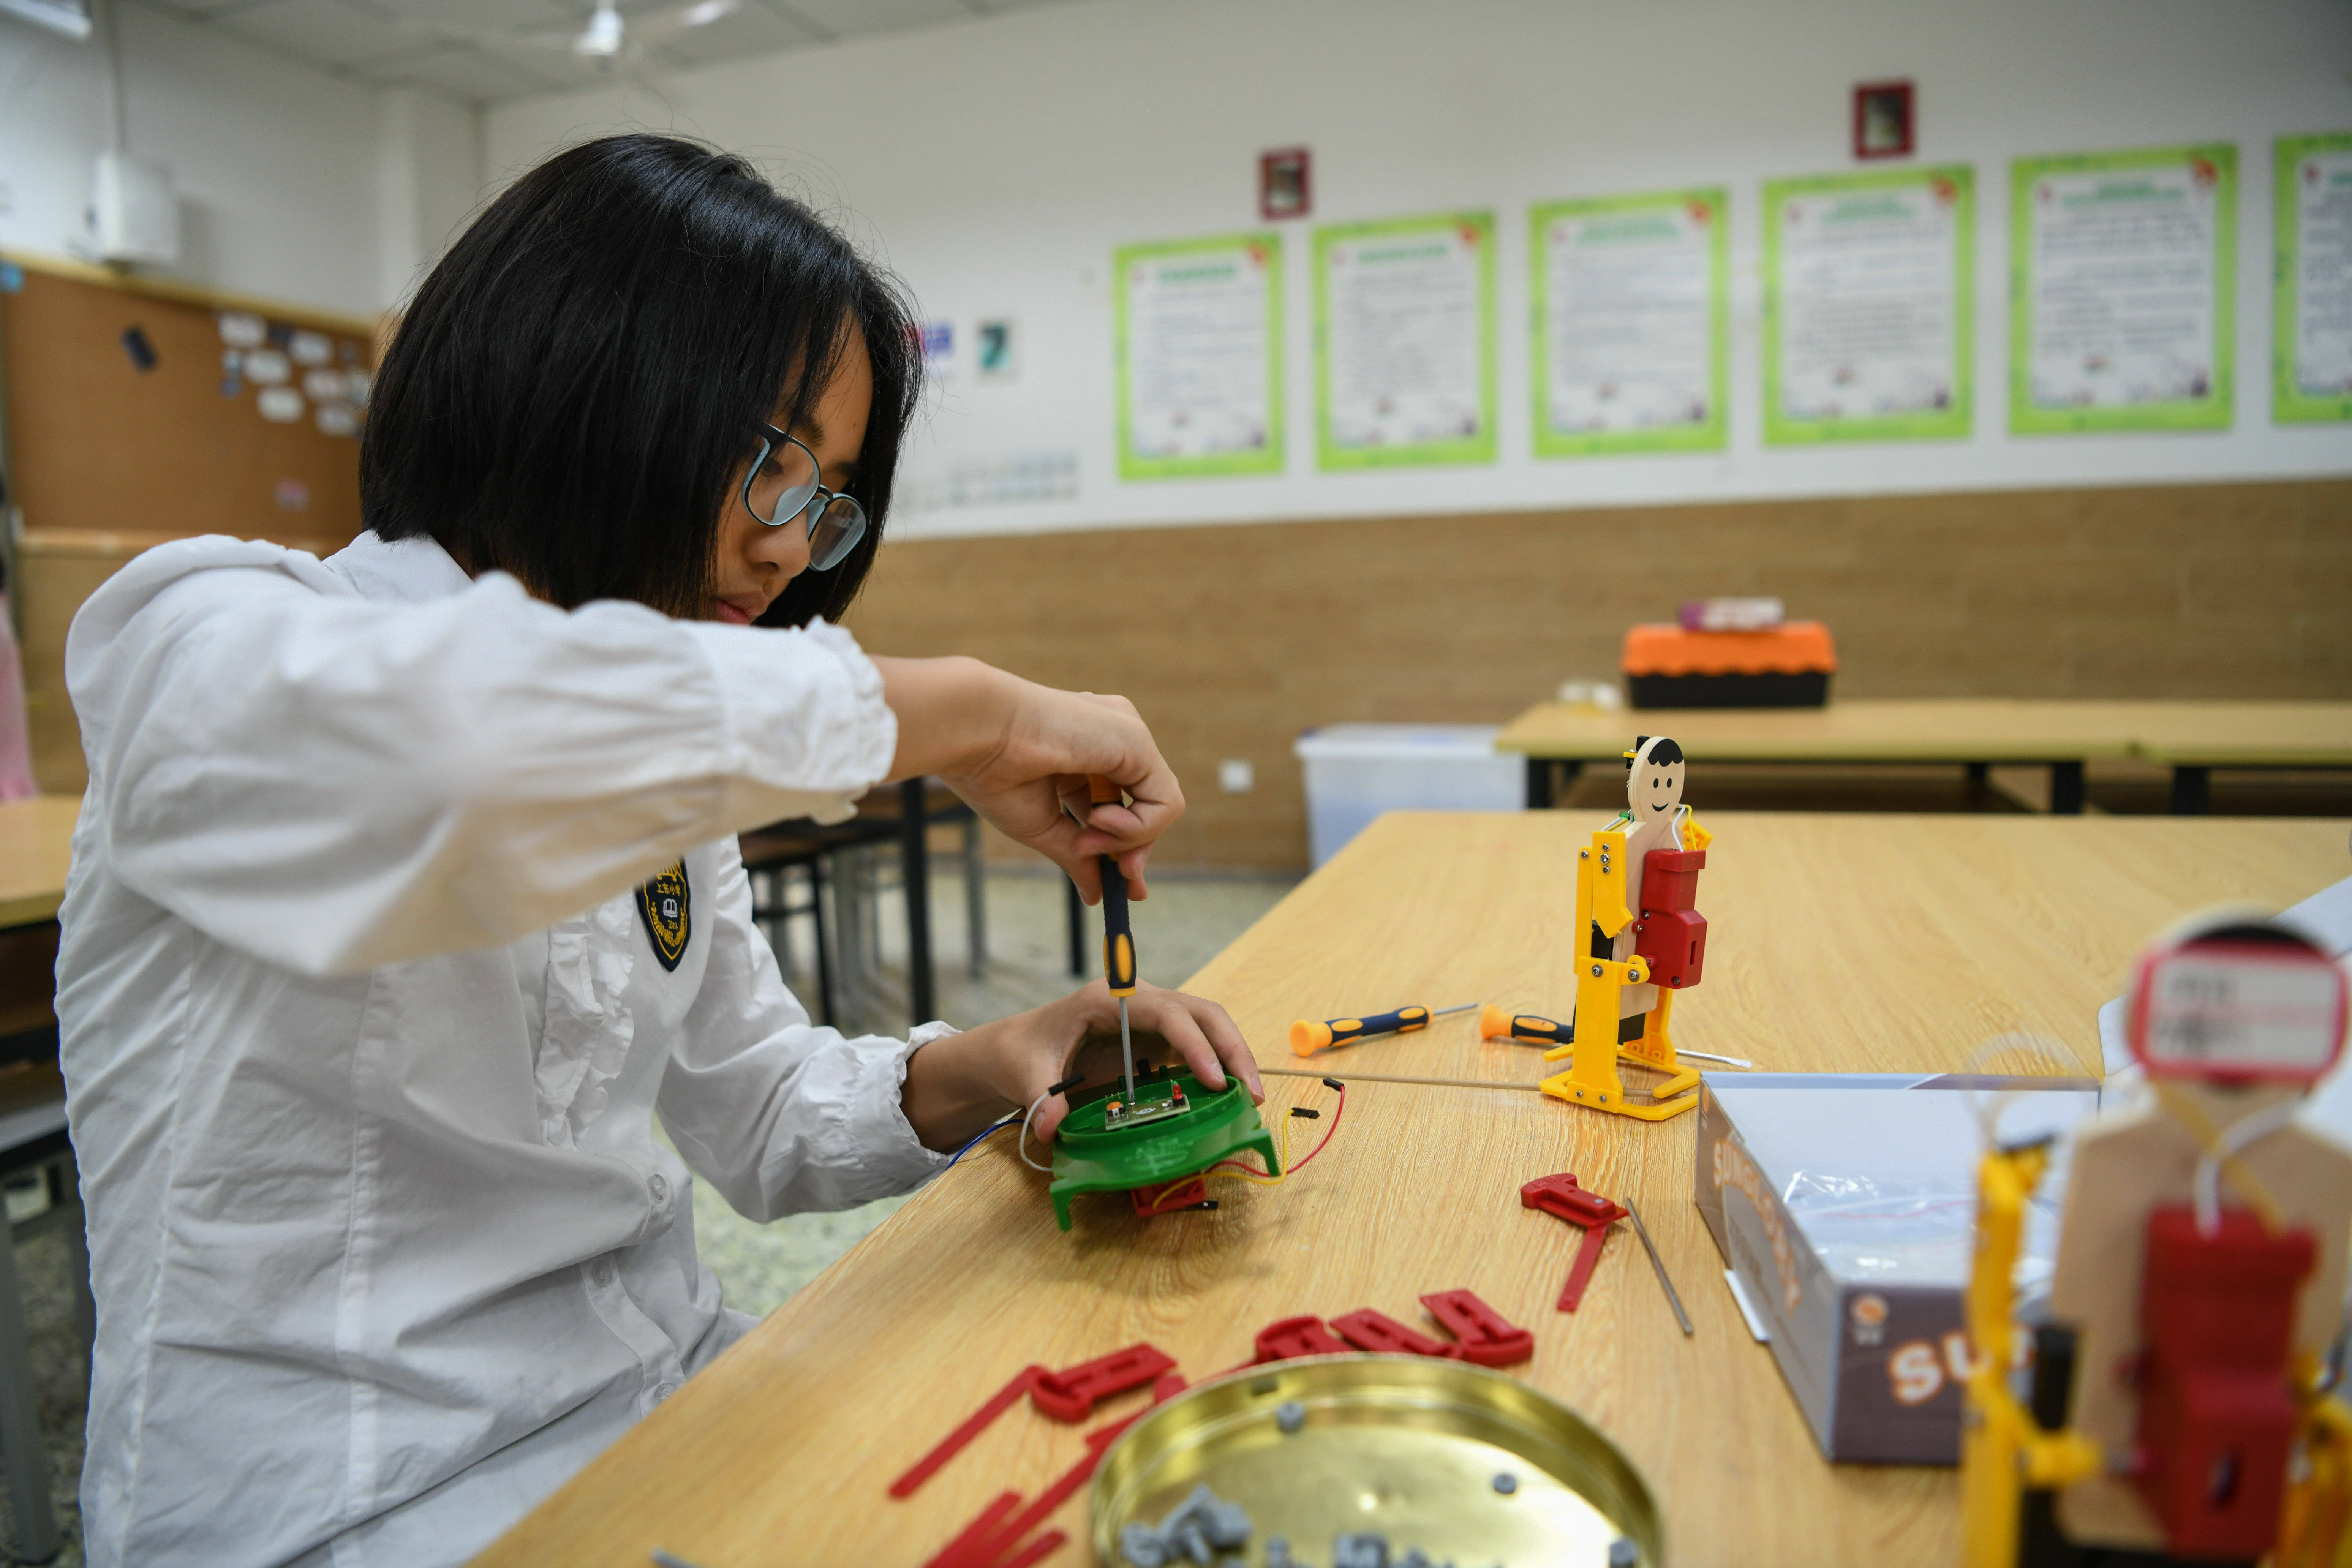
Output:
top-left (2192, 1094), bottom-right (2301, 1236)
top-left (1017, 1087), bottom-right (1056, 1172)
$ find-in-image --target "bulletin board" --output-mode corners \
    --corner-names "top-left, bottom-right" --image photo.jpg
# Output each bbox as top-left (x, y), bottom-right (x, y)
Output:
top-left (0, 253), bottom-right (376, 544)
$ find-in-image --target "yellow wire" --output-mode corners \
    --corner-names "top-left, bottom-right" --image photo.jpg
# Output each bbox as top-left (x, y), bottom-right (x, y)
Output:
top-left (1140, 1109), bottom-right (1297, 1208)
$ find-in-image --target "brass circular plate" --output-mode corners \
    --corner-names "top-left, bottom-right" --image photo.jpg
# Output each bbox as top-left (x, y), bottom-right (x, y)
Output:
top-left (1092, 1354), bottom-right (1661, 1566)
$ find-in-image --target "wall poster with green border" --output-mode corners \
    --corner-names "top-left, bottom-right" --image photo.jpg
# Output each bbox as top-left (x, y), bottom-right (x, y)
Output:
top-left (1530, 188), bottom-right (1728, 457)
top-left (1314, 212), bottom-right (1496, 469)
top-left (1762, 166), bottom-right (1974, 444)
top-left (2010, 144), bottom-right (2236, 434)
top-left (1113, 233), bottom-right (1283, 481)
top-left (2275, 132), bottom-right (2352, 424)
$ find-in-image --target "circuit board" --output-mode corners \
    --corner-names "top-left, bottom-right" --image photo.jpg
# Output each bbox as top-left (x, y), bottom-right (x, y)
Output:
top-left (1103, 1080), bottom-right (1190, 1130)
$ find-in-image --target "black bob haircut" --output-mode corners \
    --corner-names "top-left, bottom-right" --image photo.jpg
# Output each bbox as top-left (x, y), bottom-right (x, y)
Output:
top-left (1627, 736), bottom-right (1685, 770)
top-left (362, 133), bottom-right (921, 625)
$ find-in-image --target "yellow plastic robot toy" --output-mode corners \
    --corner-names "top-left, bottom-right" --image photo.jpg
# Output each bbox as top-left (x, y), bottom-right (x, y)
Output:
top-left (1538, 735), bottom-right (1712, 1122)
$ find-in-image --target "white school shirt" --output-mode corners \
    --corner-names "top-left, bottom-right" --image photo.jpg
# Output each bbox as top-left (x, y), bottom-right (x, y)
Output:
top-left (55, 531), bottom-right (955, 1568)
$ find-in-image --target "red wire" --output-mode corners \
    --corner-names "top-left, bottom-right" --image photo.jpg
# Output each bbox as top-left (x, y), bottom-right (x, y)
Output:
top-left (1207, 1083), bottom-right (1347, 1179)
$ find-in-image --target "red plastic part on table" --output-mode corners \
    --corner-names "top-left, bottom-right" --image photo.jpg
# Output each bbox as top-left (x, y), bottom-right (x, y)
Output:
top-left (1420, 1289), bottom-right (1534, 1367)
top-left (2132, 1205), bottom-right (2316, 1559)
top-left (1520, 1172), bottom-right (1624, 1229)
top-left (1330, 1307), bottom-right (1464, 1359)
top-left (1132, 1174), bottom-right (1210, 1216)
top-left (1253, 1314), bottom-right (1350, 1363)
top-left (890, 1366), bottom-right (1044, 1498)
top-left (1521, 1173), bottom-right (1629, 1313)
top-left (1559, 1225), bottom-right (1614, 1313)
top-left (962, 1382), bottom-right (1183, 1568)
top-left (1029, 1342), bottom-right (1176, 1423)
top-left (922, 1490), bottom-right (1022, 1568)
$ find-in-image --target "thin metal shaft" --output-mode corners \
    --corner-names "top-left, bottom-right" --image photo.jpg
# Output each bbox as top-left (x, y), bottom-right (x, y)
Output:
top-left (1430, 1001), bottom-right (1481, 1018)
top-left (1624, 1199), bottom-right (1694, 1336)
top-left (1676, 1048), bottom-right (1754, 1069)
top-left (1118, 997), bottom-right (1136, 1105)
top-left (1258, 1065), bottom-right (1543, 1092)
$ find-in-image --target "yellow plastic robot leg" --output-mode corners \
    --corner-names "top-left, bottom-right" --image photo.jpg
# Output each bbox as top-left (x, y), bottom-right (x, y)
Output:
top-left (1540, 955), bottom-right (1694, 1121)
top-left (2278, 1364), bottom-right (2352, 1568)
top-left (1625, 988), bottom-right (1702, 1106)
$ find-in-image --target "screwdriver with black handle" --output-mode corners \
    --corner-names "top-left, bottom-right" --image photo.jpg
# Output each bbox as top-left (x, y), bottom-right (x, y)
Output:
top-left (1291, 1002), bottom-right (1479, 1057)
top-left (1086, 775), bottom-right (1140, 1108)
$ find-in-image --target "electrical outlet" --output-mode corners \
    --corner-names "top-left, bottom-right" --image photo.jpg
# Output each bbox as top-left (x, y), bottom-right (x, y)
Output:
top-left (1218, 759), bottom-right (1255, 794)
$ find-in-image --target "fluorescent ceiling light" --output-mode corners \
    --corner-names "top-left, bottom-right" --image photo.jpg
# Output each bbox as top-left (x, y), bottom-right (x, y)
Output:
top-left (0, 0), bottom-right (92, 40)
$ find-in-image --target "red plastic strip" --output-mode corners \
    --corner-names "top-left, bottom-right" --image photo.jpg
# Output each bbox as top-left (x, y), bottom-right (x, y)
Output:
top-left (1253, 1314), bottom-right (1349, 1363)
top-left (921, 1489), bottom-right (1021, 1568)
top-left (1560, 1223), bottom-right (1613, 1313)
top-left (993, 1529), bottom-right (1070, 1568)
top-left (1329, 1307), bottom-right (1463, 1359)
top-left (891, 1367), bottom-right (1043, 1498)
top-left (1030, 1343), bottom-right (1176, 1423)
top-left (1132, 1175), bottom-right (1210, 1216)
top-left (1421, 1288), bottom-right (1535, 1367)
top-left (1521, 1171), bottom-right (1623, 1228)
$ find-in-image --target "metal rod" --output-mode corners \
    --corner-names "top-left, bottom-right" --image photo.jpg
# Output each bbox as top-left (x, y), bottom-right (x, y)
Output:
top-left (1429, 1001), bottom-right (1481, 1017)
top-left (1118, 997), bottom-right (1135, 1107)
top-left (1258, 1066), bottom-right (1544, 1092)
top-left (1676, 1048), bottom-right (1753, 1069)
top-left (1624, 1199), bottom-right (1694, 1337)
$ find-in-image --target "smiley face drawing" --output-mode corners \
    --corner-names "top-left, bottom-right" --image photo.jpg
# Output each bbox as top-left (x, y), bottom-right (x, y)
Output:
top-left (1608, 736), bottom-right (1691, 1022)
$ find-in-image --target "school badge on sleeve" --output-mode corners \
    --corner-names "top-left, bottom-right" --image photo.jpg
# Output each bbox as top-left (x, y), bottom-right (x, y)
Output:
top-left (635, 861), bottom-right (691, 971)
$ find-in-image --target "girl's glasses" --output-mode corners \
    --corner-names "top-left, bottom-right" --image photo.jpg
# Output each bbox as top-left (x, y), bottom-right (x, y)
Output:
top-left (742, 424), bottom-right (866, 571)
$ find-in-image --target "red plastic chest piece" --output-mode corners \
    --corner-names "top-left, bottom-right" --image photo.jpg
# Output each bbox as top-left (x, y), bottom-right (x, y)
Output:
top-left (1329, 1307), bottom-right (1464, 1359)
top-left (1419, 1289), bottom-right (1534, 1367)
top-left (1640, 848), bottom-right (1704, 913)
top-left (1253, 1314), bottom-right (1349, 1363)
top-left (1029, 1342), bottom-right (1177, 1423)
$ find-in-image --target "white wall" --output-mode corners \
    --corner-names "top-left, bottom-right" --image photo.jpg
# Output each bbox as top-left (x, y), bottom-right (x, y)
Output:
top-left (0, 3), bottom-right (478, 317)
top-left (486, 0), bottom-right (2352, 540)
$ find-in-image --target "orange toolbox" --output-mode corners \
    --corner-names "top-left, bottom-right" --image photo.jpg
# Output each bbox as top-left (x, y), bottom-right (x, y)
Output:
top-left (1620, 621), bottom-right (1836, 709)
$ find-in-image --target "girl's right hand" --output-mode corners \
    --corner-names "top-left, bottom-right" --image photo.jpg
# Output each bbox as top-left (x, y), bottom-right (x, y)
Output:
top-left (873, 656), bottom-right (1184, 900)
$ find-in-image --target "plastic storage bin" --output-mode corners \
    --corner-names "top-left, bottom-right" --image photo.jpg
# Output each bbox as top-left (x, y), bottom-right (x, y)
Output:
top-left (1293, 724), bottom-right (1522, 868)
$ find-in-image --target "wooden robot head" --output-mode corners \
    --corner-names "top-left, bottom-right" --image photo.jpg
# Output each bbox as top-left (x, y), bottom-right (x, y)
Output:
top-left (2124, 917), bottom-right (2346, 1089)
top-left (1624, 735), bottom-right (1686, 822)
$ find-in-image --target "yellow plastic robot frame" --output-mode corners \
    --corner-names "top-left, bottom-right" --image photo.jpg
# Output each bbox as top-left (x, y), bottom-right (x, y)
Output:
top-left (1537, 750), bottom-right (1712, 1122)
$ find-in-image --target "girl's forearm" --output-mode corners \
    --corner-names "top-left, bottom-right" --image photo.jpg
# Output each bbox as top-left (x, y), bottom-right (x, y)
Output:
top-left (872, 656), bottom-right (1014, 782)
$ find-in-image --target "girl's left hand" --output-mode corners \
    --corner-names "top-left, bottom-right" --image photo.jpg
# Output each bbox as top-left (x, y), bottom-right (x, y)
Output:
top-left (901, 980), bottom-right (1263, 1153)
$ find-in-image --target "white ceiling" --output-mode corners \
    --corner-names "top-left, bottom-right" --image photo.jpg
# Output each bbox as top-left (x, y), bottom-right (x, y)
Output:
top-left (128, 0), bottom-right (1078, 105)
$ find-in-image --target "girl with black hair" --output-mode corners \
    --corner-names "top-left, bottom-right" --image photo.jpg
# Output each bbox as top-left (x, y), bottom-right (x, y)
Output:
top-left (52, 134), bottom-right (1255, 1568)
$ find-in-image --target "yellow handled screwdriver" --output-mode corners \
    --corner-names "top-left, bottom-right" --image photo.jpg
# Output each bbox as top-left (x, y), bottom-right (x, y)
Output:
top-left (1086, 775), bottom-right (1140, 1108)
top-left (1291, 1001), bottom-right (1479, 1058)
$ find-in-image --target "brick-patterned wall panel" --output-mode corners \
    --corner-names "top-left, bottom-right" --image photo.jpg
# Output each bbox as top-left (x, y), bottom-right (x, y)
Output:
top-left (844, 479), bottom-right (2352, 868)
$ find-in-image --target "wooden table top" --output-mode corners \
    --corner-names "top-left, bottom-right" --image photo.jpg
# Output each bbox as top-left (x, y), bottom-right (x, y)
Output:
top-left (2121, 700), bottom-right (2352, 767)
top-left (0, 797), bottom-right (77, 928)
top-left (474, 812), bottom-right (2350, 1568)
top-left (1493, 697), bottom-right (2352, 766)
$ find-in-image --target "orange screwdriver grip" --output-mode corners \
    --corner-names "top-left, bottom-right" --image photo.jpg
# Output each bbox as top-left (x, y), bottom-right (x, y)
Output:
top-left (1291, 1005), bottom-right (1432, 1057)
top-left (1479, 1003), bottom-right (1571, 1047)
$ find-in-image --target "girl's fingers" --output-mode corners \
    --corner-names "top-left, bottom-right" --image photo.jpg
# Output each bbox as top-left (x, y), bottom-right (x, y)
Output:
top-left (1185, 994), bottom-right (1262, 1100)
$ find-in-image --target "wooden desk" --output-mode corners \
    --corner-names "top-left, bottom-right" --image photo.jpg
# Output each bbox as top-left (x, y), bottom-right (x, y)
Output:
top-left (475, 811), bottom-right (2347, 1568)
top-left (2120, 701), bottom-right (2352, 812)
top-left (1495, 698), bottom-right (2352, 816)
top-left (0, 798), bottom-right (77, 930)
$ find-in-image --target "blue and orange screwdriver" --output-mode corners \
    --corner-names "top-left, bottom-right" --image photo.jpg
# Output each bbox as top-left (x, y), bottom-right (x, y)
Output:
top-left (1086, 775), bottom-right (1141, 1107)
top-left (1290, 1001), bottom-right (1480, 1058)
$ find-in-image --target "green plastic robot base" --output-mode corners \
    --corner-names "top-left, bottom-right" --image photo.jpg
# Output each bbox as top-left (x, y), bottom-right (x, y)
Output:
top-left (1048, 1068), bottom-right (1279, 1231)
